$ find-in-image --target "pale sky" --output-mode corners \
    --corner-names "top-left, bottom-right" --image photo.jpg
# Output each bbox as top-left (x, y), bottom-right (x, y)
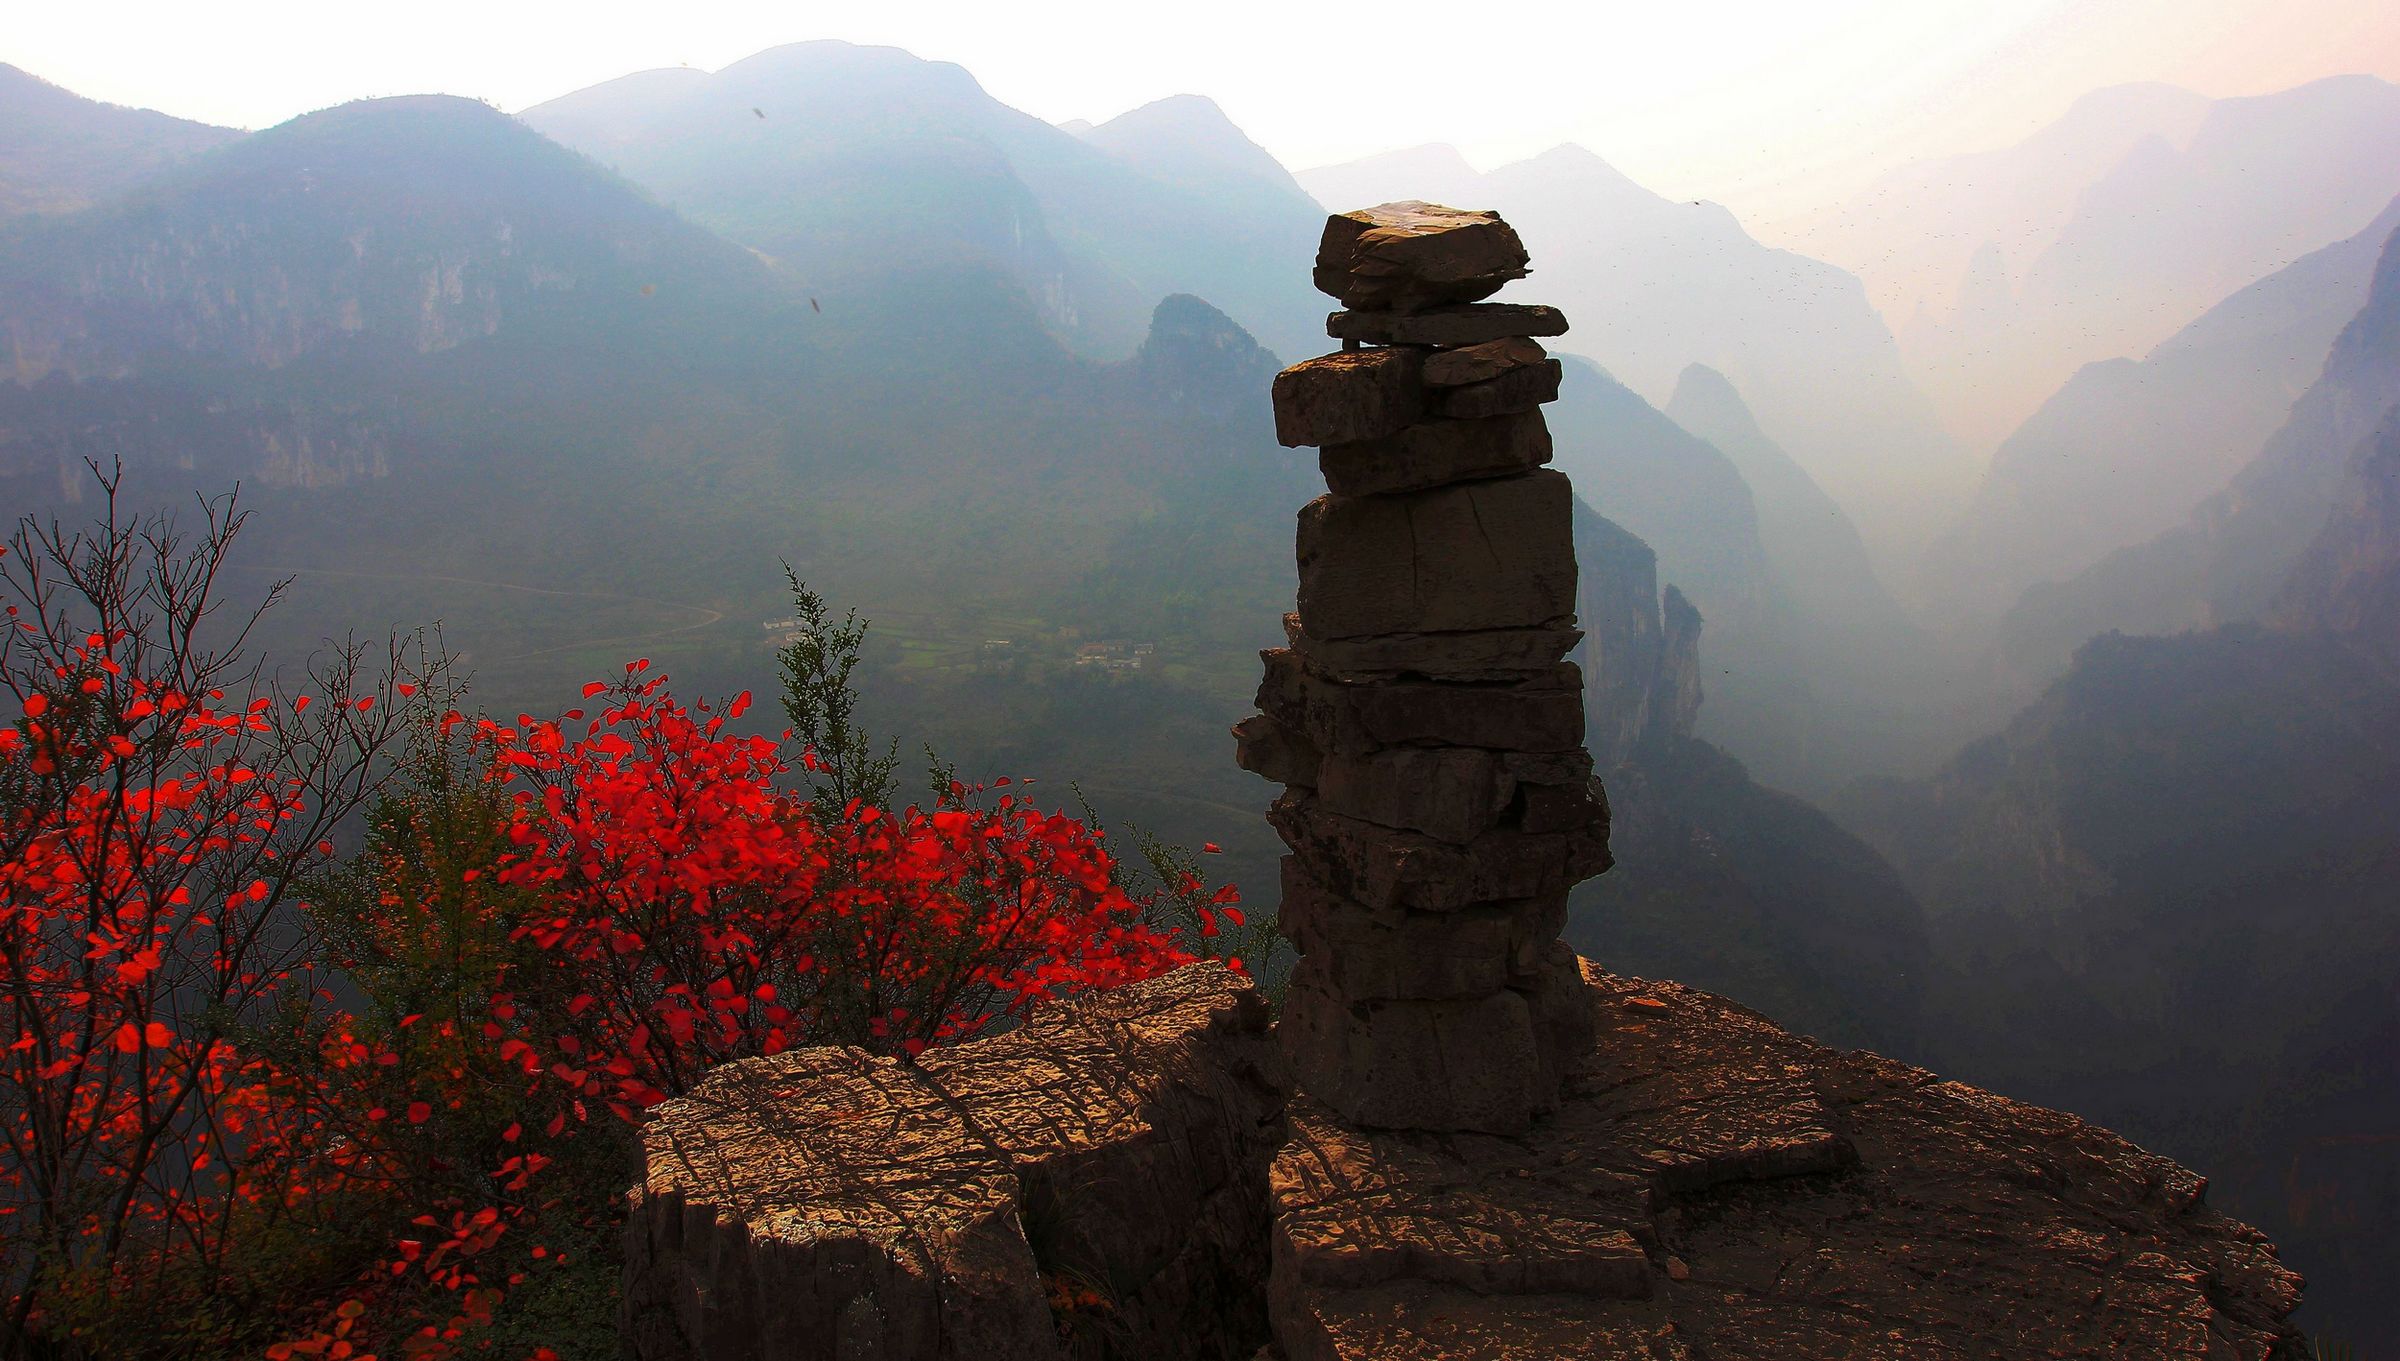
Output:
top-left (12, 0), bottom-right (2399, 224)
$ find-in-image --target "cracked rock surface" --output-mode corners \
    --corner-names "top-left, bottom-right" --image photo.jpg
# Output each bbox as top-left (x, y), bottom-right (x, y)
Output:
top-left (621, 962), bottom-right (1288, 1361)
top-left (1268, 961), bottom-right (2304, 1361)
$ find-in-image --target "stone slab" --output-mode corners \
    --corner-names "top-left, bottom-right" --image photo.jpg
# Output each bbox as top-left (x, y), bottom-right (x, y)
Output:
top-left (1310, 746), bottom-right (1598, 845)
top-left (1277, 857), bottom-right (1567, 1000)
top-left (1284, 614), bottom-right (1583, 682)
top-left (1231, 711), bottom-right (1322, 788)
top-left (1432, 358), bottom-right (1563, 420)
top-left (1278, 959), bottom-right (1589, 1134)
top-left (1422, 337), bottom-right (1550, 388)
top-left (1257, 647), bottom-right (1586, 757)
top-left (1272, 347), bottom-right (1427, 448)
top-left (1319, 411), bottom-right (1553, 497)
top-left (1326, 304), bottom-right (1570, 348)
top-left (1267, 790), bottom-right (1612, 913)
top-left (1272, 1101), bottom-right (1650, 1297)
top-left (1295, 471), bottom-right (1576, 641)
top-left (1313, 203), bottom-right (1531, 312)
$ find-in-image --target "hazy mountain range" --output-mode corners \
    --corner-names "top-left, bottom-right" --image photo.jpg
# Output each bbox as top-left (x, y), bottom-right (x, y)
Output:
top-left (1797, 75), bottom-right (2400, 450)
top-left (518, 42), bottom-right (1327, 365)
top-left (0, 62), bottom-right (238, 218)
top-left (1994, 217), bottom-right (2400, 691)
top-left (1921, 192), bottom-right (2400, 631)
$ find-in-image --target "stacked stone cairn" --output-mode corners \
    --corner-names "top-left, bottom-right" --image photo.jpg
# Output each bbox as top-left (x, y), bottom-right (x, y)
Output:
top-left (1236, 202), bottom-right (1611, 1135)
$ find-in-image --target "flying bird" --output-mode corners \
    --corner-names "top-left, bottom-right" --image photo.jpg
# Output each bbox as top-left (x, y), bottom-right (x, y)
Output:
top-left (753, 107), bottom-right (766, 119)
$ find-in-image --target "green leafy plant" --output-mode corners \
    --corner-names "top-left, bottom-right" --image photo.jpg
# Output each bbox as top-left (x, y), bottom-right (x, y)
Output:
top-left (775, 568), bottom-right (899, 814)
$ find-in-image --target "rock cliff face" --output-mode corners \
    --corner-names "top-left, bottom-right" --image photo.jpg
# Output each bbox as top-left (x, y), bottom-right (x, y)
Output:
top-left (2276, 410), bottom-right (2400, 662)
top-left (1923, 194), bottom-right (2400, 632)
top-left (0, 95), bottom-right (768, 383)
top-left (1567, 503), bottom-right (1931, 1053)
top-left (1998, 216), bottom-right (2400, 685)
top-left (1575, 507), bottom-right (1691, 769)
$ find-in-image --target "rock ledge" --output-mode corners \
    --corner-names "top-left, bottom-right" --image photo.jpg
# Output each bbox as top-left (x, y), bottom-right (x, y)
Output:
top-left (1270, 961), bottom-right (2304, 1360)
top-left (621, 962), bottom-right (1287, 1361)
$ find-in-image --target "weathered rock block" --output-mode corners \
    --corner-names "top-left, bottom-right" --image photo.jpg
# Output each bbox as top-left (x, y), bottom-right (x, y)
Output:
top-left (1431, 358), bottom-right (1563, 420)
top-left (1310, 746), bottom-right (1597, 845)
top-left (1515, 771), bottom-right (1609, 835)
top-left (1312, 746), bottom-right (1513, 844)
top-left (1318, 411), bottom-right (1553, 497)
top-left (1278, 953), bottom-right (1590, 1133)
top-left (1295, 471), bottom-right (1576, 640)
top-left (1278, 857), bottom-right (1566, 1000)
top-left (1284, 614), bottom-right (1582, 682)
top-left (1231, 712), bottom-right (1322, 788)
top-left (1313, 202), bottom-right (1531, 312)
top-left (1421, 337), bottom-right (1550, 388)
top-left (1267, 792), bottom-right (1611, 914)
top-left (1270, 1096), bottom-right (1651, 1307)
top-left (622, 963), bottom-right (1288, 1361)
top-left (1271, 346), bottom-right (1427, 448)
top-left (1326, 303), bottom-right (1569, 348)
top-left (1257, 648), bottom-right (1585, 757)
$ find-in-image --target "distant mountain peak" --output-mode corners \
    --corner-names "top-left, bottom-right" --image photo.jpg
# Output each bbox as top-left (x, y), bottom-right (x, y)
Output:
top-left (1104, 92), bottom-right (1232, 124)
top-left (1130, 292), bottom-right (1278, 401)
top-left (2051, 81), bottom-right (2209, 130)
top-left (719, 38), bottom-right (981, 85)
top-left (240, 94), bottom-right (555, 168)
top-left (1298, 143), bottom-right (1484, 213)
top-left (1665, 363), bottom-right (1783, 450)
top-left (1669, 362), bottom-right (1742, 406)
top-left (1140, 291), bottom-right (1266, 370)
top-left (1509, 143), bottom-right (1652, 196)
top-left (1146, 290), bottom-right (1246, 335)
top-left (1312, 142), bottom-right (1475, 175)
top-left (1080, 93), bottom-right (1302, 200)
top-left (1, 62), bottom-right (240, 217)
top-left (1522, 142), bottom-right (1612, 170)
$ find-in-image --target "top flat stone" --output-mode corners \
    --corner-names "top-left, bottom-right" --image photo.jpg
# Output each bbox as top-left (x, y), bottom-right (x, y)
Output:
top-left (1315, 203), bottom-right (1531, 312)
top-left (1328, 304), bottom-right (1569, 348)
